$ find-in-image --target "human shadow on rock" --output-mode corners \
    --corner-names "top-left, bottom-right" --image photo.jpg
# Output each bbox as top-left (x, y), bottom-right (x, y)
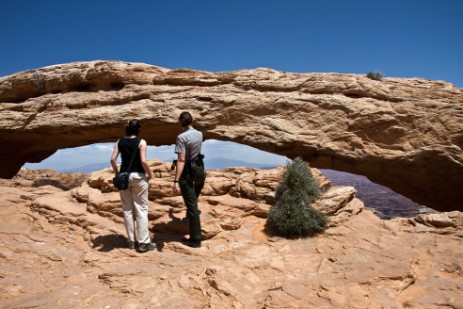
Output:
top-left (92, 234), bottom-right (128, 252)
top-left (151, 208), bottom-right (190, 251)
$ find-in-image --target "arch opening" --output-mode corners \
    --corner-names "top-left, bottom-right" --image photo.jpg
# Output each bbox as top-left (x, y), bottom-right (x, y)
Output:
top-left (321, 169), bottom-right (436, 219)
top-left (23, 139), bottom-right (289, 172)
top-left (1, 60), bottom-right (461, 213)
top-left (23, 140), bottom-right (434, 219)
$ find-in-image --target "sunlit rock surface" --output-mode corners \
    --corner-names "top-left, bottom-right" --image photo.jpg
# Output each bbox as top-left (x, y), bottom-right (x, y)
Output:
top-left (0, 162), bottom-right (462, 308)
top-left (1, 61), bottom-right (462, 210)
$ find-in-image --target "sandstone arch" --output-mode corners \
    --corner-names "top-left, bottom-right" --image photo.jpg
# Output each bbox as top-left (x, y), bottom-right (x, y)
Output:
top-left (1, 61), bottom-right (462, 212)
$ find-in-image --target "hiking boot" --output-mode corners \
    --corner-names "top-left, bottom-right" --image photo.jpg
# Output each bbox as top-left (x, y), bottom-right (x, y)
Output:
top-left (128, 241), bottom-right (136, 249)
top-left (181, 237), bottom-right (202, 248)
top-left (137, 242), bottom-right (156, 253)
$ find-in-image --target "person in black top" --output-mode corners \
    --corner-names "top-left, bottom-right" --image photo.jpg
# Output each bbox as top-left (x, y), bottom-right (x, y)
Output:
top-left (110, 120), bottom-right (156, 253)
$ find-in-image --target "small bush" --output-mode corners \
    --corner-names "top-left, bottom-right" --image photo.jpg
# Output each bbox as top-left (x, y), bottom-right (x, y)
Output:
top-left (367, 71), bottom-right (384, 81)
top-left (267, 158), bottom-right (327, 237)
top-left (33, 72), bottom-right (46, 91)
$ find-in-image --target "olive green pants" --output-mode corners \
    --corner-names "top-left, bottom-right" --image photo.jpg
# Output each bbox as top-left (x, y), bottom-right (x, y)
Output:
top-left (179, 164), bottom-right (205, 241)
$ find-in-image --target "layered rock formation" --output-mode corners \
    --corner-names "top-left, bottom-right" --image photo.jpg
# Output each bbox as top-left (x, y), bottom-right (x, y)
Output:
top-left (1, 61), bottom-right (462, 211)
top-left (1, 162), bottom-right (462, 308)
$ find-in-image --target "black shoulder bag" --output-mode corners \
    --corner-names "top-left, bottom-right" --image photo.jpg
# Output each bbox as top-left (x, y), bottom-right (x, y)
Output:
top-left (112, 138), bottom-right (141, 190)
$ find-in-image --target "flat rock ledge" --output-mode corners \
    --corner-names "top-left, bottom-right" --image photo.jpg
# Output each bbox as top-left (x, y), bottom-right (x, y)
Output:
top-left (0, 161), bottom-right (462, 308)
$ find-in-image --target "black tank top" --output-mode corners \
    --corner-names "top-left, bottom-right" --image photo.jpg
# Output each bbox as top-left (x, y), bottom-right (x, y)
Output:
top-left (118, 137), bottom-right (145, 173)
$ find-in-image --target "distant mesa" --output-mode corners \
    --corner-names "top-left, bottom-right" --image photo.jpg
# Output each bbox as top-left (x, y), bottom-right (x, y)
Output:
top-left (1, 60), bottom-right (462, 212)
top-left (64, 163), bottom-right (110, 173)
top-left (57, 158), bottom-right (278, 173)
top-left (203, 158), bottom-right (279, 170)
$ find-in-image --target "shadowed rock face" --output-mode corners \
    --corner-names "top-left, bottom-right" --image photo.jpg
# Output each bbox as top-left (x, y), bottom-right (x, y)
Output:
top-left (1, 60), bottom-right (462, 211)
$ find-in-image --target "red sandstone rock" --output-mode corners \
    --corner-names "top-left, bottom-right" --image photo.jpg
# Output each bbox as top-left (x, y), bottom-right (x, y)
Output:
top-left (0, 162), bottom-right (462, 308)
top-left (1, 61), bottom-right (462, 211)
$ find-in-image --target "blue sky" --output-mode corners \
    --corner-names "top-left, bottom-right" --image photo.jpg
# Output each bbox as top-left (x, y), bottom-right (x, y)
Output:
top-left (1, 0), bottom-right (462, 84)
top-left (23, 140), bottom-right (289, 171)
top-left (1, 0), bottom-right (462, 170)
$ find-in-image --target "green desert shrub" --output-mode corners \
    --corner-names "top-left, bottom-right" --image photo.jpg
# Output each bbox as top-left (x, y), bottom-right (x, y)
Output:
top-left (33, 72), bottom-right (46, 91)
top-left (267, 158), bottom-right (327, 237)
top-left (367, 71), bottom-right (384, 81)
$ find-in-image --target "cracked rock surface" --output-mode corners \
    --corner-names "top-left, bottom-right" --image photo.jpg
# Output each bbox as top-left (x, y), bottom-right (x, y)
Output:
top-left (1, 61), bottom-right (463, 211)
top-left (0, 163), bottom-right (462, 308)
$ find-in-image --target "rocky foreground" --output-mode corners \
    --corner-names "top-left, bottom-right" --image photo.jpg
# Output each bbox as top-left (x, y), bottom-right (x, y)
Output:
top-left (0, 161), bottom-right (462, 308)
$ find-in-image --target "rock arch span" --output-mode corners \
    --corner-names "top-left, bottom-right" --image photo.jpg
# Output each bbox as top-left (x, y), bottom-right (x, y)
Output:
top-left (1, 61), bottom-right (462, 212)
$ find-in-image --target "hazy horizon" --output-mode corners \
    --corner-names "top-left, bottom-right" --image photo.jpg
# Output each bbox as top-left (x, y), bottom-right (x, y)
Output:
top-left (24, 140), bottom-right (289, 172)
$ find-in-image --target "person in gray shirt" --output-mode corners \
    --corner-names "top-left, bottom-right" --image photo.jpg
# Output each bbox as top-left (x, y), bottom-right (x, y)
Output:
top-left (172, 111), bottom-right (206, 248)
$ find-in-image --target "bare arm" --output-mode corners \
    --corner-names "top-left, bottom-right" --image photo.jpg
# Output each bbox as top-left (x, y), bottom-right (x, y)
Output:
top-left (139, 139), bottom-right (154, 180)
top-left (173, 152), bottom-right (186, 195)
top-left (110, 141), bottom-right (120, 175)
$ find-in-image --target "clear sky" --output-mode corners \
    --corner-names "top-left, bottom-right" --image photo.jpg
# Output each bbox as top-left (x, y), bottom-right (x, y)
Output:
top-left (23, 140), bottom-right (289, 171)
top-left (1, 0), bottom-right (462, 85)
top-left (1, 0), bottom-right (462, 170)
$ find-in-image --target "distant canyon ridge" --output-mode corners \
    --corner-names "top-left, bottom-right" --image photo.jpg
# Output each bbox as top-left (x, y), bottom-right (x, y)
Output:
top-left (0, 61), bottom-right (462, 212)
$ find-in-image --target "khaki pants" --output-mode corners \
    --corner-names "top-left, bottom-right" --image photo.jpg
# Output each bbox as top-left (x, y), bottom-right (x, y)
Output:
top-left (119, 172), bottom-right (151, 244)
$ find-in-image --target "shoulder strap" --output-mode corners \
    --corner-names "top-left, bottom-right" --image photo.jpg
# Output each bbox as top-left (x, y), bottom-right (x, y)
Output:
top-left (126, 138), bottom-right (141, 174)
